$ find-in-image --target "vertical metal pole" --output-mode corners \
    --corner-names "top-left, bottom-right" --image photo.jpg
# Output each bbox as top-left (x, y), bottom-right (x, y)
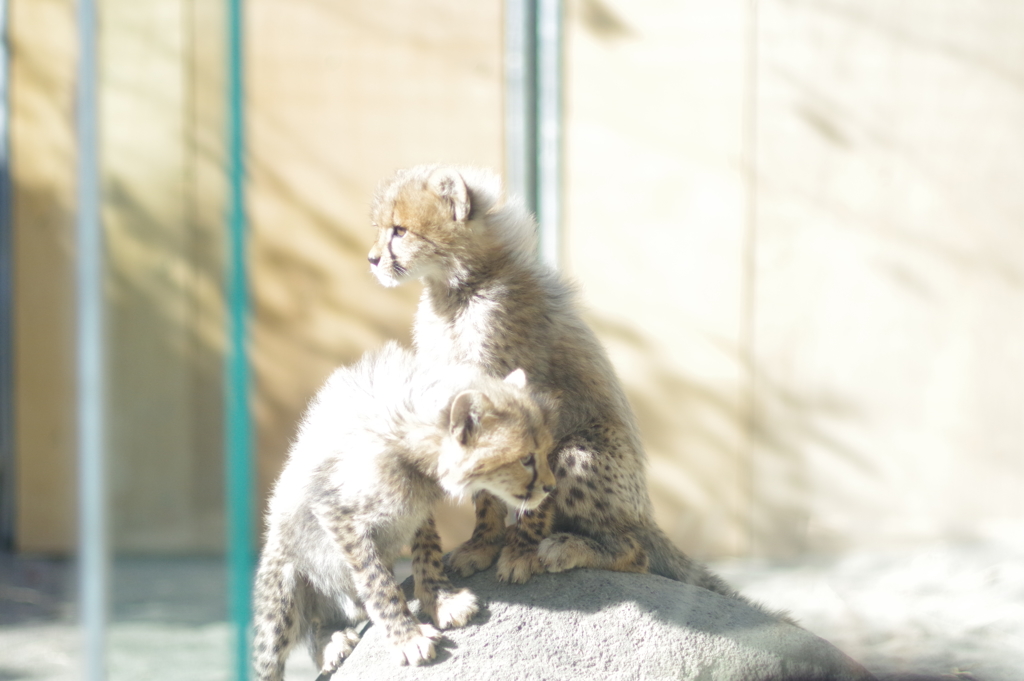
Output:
top-left (75, 0), bottom-right (108, 679)
top-left (535, 0), bottom-right (562, 269)
top-left (0, 0), bottom-right (14, 551)
top-left (225, 0), bottom-right (253, 679)
top-left (504, 0), bottom-right (536, 214)
top-left (505, 0), bottom-right (562, 268)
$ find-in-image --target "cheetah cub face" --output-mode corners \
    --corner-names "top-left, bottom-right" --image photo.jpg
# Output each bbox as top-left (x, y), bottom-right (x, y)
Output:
top-left (367, 166), bottom-right (475, 288)
top-left (439, 369), bottom-right (557, 513)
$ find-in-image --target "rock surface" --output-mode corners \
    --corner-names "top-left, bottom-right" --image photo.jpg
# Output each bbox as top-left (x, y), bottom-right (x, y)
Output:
top-left (331, 567), bottom-right (876, 681)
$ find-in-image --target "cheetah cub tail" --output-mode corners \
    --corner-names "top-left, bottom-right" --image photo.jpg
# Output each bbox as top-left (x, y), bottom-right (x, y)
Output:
top-left (638, 524), bottom-right (799, 626)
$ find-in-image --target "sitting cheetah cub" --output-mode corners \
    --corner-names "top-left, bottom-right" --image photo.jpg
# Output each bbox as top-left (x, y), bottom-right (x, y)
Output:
top-left (252, 342), bottom-right (556, 679)
top-left (367, 165), bottom-right (749, 602)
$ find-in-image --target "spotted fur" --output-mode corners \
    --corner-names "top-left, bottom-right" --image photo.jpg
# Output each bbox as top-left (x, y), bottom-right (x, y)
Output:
top-left (367, 166), bottom-right (765, 608)
top-left (252, 343), bottom-right (557, 679)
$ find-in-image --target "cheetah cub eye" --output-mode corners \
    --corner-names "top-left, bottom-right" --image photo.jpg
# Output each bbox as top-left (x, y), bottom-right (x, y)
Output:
top-left (521, 454), bottom-right (535, 468)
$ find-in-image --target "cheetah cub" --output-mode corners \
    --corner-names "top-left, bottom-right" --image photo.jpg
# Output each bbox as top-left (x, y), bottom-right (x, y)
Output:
top-left (367, 165), bottom-right (746, 601)
top-left (252, 342), bottom-right (556, 679)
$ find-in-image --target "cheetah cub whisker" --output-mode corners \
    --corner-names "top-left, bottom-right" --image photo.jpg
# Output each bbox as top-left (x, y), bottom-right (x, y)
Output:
top-left (251, 342), bottom-right (557, 680)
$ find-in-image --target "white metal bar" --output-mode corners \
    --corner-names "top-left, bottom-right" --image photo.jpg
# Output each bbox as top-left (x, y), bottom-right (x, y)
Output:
top-left (504, 0), bottom-right (536, 212)
top-left (536, 0), bottom-right (562, 269)
top-left (75, 0), bottom-right (108, 678)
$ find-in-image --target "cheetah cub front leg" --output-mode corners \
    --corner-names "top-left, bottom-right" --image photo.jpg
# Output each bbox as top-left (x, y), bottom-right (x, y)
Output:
top-left (413, 518), bottom-right (479, 629)
top-left (496, 496), bottom-right (555, 583)
top-left (329, 514), bottom-right (441, 666)
top-left (447, 491), bottom-right (507, 577)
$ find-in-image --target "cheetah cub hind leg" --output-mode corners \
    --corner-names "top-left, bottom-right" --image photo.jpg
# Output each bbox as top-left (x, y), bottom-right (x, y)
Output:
top-left (495, 500), bottom-right (555, 584)
top-left (538, 531), bottom-right (649, 574)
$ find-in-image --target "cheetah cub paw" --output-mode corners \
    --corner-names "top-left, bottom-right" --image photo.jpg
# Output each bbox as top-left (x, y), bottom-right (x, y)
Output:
top-left (537, 533), bottom-right (587, 573)
top-left (447, 539), bottom-right (502, 577)
top-left (395, 623), bottom-right (442, 666)
top-left (430, 587), bottom-right (479, 629)
top-left (319, 628), bottom-right (361, 676)
top-left (496, 543), bottom-right (545, 583)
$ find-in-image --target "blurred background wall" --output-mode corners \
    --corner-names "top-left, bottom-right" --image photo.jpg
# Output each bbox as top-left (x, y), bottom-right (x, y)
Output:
top-left (566, 0), bottom-right (1024, 559)
top-left (7, 0), bottom-right (1023, 560)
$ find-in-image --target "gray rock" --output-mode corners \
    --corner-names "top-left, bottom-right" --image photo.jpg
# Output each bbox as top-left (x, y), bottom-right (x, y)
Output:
top-left (331, 568), bottom-right (876, 681)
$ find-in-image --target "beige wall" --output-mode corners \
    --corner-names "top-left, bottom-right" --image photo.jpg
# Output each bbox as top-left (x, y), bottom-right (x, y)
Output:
top-left (12, 0), bottom-right (1023, 559)
top-left (566, 0), bottom-right (754, 558)
top-left (101, 0), bottom-right (227, 553)
top-left (565, 0), bottom-right (1024, 558)
top-left (13, 0), bottom-right (230, 554)
top-left (11, 0), bottom-right (78, 554)
top-left (750, 0), bottom-right (1024, 556)
top-left (12, 0), bottom-right (504, 555)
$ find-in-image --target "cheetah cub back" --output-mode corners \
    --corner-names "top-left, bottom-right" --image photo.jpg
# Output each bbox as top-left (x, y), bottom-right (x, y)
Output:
top-left (252, 342), bottom-right (557, 680)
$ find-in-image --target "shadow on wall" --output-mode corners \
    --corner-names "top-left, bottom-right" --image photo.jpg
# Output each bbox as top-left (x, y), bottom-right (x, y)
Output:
top-left (95, 0), bottom-right (504, 556)
top-left (105, 155), bottom-right (882, 559)
top-left (104, 172), bottom-right (226, 554)
top-left (92, 0), bottom-right (229, 555)
top-left (102, 142), bottom-right (419, 553)
top-left (246, 148), bottom-right (422, 526)
top-left (11, 181), bottom-right (78, 554)
top-left (243, 0), bottom-right (504, 532)
top-left (587, 313), bottom-right (874, 560)
top-left (9, 0), bottom-right (80, 554)
top-left (244, 145), bottom-right (481, 547)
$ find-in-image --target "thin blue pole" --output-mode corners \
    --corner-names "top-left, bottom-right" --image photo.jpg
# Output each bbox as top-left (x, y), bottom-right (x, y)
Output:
top-left (75, 0), bottom-right (108, 679)
top-left (225, 0), bottom-right (253, 679)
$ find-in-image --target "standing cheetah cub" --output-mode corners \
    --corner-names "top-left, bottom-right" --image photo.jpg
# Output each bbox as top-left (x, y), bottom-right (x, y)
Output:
top-left (367, 165), bottom-right (744, 600)
top-left (252, 342), bottom-right (556, 680)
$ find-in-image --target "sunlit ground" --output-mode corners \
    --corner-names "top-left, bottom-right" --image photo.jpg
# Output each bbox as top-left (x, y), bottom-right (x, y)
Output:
top-left (714, 531), bottom-right (1024, 681)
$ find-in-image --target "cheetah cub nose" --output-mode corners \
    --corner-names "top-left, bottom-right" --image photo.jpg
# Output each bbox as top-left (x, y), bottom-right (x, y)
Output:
top-left (542, 484), bottom-right (555, 494)
top-left (368, 254), bottom-right (381, 266)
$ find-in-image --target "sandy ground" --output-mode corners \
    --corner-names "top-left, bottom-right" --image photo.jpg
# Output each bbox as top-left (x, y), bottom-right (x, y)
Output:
top-left (715, 535), bottom-right (1024, 681)
top-left (1, 535), bottom-right (1021, 681)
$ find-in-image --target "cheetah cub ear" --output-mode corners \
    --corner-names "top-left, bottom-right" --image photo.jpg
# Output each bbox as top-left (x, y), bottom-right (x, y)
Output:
top-left (450, 390), bottom-right (494, 446)
top-left (503, 368), bottom-right (527, 389)
top-left (428, 167), bottom-right (470, 223)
